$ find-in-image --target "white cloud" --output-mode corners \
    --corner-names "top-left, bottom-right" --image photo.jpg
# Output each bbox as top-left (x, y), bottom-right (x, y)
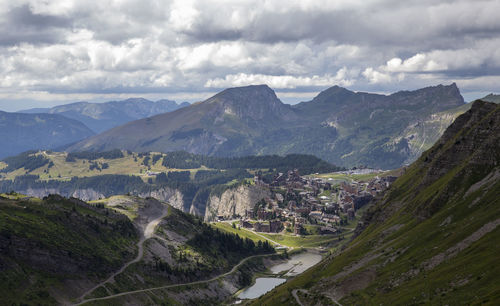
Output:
top-left (205, 68), bottom-right (355, 89)
top-left (0, 0), bottom-right (499, 108)
top-left (362, 68), bottom-right (392, 84)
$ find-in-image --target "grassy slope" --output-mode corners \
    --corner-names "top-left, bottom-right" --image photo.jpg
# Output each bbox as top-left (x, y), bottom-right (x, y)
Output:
top-left (80, 197), bottom-right (275, 304)
top-left (1, 151), bottom-right (206, 182)
top-left (212, 222), bottom-right (269, 243)
top-left (0, 194), bottom-right (138, 305)
top-left (255, 101), bottom-right (500, 305)
top-left (212, 222), bottom-right (342, 248)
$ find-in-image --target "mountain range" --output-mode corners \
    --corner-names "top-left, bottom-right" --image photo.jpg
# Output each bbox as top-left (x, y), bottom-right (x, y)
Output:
top-left (256, 99), bottom-right (500, 304)
top-left (0, 111), bottom-right (94, 159)
top-left (68, 83), bottom-right (467, 169)
top-left (19, 98), bottom-right (190, 133)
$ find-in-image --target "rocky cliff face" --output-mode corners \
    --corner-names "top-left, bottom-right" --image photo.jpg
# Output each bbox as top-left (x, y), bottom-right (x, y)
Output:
top-left (138, 187), bottom-right (184, 211)
top-left (204, 185), bottom-right (271, 221)
top-left (18, 186), bottom-right (184, 209)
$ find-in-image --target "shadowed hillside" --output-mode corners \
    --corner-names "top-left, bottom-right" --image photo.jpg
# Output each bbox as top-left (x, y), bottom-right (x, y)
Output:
top-left (255, 100), bottom-right (500, 305)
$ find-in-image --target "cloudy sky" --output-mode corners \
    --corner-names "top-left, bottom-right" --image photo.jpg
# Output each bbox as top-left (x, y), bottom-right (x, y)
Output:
top-left (0, 0), bottom-right (499, 111)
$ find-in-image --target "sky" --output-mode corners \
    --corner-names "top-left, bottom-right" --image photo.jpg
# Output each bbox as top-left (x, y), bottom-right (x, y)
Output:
top-left (0, 0), bottom-right (499, 111)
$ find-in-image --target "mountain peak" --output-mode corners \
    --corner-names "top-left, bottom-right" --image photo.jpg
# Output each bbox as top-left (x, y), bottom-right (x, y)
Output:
top-left (207, 84), bottom-right (282, 111)
top-left (199, 84), bottom-right (296, 123)
top-left (211, 84), bottom-right (276, 101)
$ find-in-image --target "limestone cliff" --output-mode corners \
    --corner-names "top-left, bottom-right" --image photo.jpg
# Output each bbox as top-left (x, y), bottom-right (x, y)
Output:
top-left (138, 187), bottom-right (184, 211)
top-left (204, 184), bottom-right (271, 221)
top-left (18, 186), bottom-right (183, 208)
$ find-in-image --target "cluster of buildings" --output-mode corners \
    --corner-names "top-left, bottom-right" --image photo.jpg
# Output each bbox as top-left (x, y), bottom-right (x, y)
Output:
top-left (237, 169), bottom-right (397, 235)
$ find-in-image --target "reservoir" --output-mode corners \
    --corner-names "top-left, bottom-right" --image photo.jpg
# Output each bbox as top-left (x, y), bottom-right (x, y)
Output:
top-left (237, 277), bottom-right (286, 299)
top-left (237, 250), bottom-right (323, 299)
top-left (270, 251), bottom-right (322, 276)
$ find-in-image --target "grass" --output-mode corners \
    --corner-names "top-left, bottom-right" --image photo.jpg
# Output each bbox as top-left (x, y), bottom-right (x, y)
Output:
top-left (312, 168), bottom-right (401, 183)
top-left (1, 151), bottom-right (210, 181)
top-left (259, 233), bottom-right (339, 248)
top-left (211, 222), bottom-right (268, 243)
top-left (254, 103), bottom-right (500, 305)
top-left (0, 195), bottom-right (139, 305)
top-left (90, 195), bottom-right (142, 220)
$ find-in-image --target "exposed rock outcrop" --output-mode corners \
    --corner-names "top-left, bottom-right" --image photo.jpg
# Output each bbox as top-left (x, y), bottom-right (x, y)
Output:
top-left (204, 184), bottom-right (271, 221)
top-left (18, 186), bottom-right (184, 209)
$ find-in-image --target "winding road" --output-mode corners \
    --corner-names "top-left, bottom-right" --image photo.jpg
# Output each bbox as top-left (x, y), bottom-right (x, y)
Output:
top-left (73, 253), bottom-right (273, 305)
top-left (74, 210), bottom-right (169, 305)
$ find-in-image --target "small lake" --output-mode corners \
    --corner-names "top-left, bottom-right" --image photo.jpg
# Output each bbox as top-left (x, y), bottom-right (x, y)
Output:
top-left (270, 252), bottom-right (323, 276)
top-left (237, 277), bottom-right (286, 299)
top-left (237, 251), bottom-right (323, 300)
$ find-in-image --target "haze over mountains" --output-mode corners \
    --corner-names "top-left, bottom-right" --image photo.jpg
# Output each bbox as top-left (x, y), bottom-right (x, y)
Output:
top-left (69, 83), bottom-right (467, 169)
top-left (0, 111), bottom-right (94, 159)
top-left (20, 98), bottom-right (190, 133)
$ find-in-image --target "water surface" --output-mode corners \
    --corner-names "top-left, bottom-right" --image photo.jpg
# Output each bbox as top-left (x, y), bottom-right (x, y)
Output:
top-left (270, 252), bottom-right (322, 276)
top-left (238, 277), bottom-right (286, 299)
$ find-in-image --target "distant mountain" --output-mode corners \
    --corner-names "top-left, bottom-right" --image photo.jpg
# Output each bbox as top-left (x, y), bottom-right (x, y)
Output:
top-left (0, 111), bottom-right (94, 158)
top-left (68, 85), bottom-right (298, 155)
top-left (480, 93), bottom-right (500, 103)
top-left (257, 100), bottom-right (500, 305)
top-left (68, 84), bottom-right (465, 169)
top-left (20, 98), bottom-right (190, 133)
top-left (293, 83), bottom-right (465, 168)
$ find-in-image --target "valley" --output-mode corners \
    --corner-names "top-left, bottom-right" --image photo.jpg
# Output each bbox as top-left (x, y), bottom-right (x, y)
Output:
top-left (2, 1), bottom-right (499, 304)
top-left (0, 99), bottom-right (498, 305)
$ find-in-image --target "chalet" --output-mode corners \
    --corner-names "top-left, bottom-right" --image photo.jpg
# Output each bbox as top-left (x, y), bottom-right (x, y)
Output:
top-left (309, 210), bottom-right (323, 220)
top-left (270, 220), bottom-right (283, 233)
top-left (240, 220), bottom-right (253, 228)
top-left (254, 222), bottom-right (270, 232)
top-left (294, 207), bottom-right (311, 214)
top-left (257, 208), bottom-right (273, 220)
top-left (320, 226), bottom-right (337, 234)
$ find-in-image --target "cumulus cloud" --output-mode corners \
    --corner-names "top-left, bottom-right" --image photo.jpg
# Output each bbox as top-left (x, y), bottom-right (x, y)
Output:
top-left (0, 0), bottom-right (499, 110)
top-left (205, 68), bottom-right (355, 89)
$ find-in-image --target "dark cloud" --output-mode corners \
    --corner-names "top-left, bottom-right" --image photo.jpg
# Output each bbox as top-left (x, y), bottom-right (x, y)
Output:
top-left (8, 4), bottom-right (71, 28)
top-left (0, 4), bottom-right (71, 46)
top-left (0, 0), bottom-right (498, 109)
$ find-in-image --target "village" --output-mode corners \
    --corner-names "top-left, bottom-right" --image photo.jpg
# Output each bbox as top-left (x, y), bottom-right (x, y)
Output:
top-left (227, 168), bottom-right (398, 237)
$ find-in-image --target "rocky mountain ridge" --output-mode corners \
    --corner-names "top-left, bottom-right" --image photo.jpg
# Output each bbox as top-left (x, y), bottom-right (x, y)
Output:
top-left (68, 83), bottom-right (467, 169)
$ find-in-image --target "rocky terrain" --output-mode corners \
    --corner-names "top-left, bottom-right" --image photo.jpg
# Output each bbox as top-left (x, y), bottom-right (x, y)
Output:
top-left (67, 84), bottom-right (467, 169)
top-left (255, 100), bottom-right (500, 305)
top-left (204, 184), bottom-right (271, 221)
